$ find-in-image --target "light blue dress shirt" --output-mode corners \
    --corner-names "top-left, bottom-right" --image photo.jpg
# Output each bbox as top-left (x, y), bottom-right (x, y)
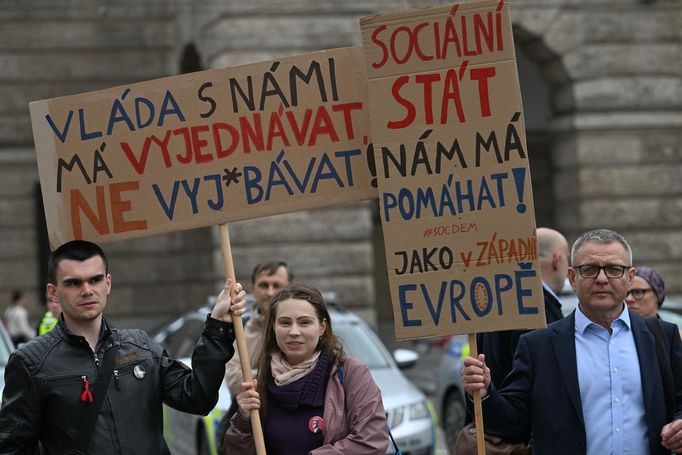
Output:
top-left (575, 304), bottom-right (648, 455)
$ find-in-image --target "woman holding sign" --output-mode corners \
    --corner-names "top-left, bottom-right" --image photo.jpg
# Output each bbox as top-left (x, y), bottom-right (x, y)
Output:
top-left (224, 284), bottom-right (389, 454)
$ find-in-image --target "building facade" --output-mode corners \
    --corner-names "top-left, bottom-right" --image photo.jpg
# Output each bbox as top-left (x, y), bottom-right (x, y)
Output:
top-left (0, 0), bottom-right (680, 325)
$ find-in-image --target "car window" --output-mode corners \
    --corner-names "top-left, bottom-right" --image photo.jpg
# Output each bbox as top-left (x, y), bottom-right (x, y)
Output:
top-left (0, 334), bottom-right (10, 367)
top-left (334, 321), bottom-right (390, 369)
top-left (165, 318), bottom-right (205, 359)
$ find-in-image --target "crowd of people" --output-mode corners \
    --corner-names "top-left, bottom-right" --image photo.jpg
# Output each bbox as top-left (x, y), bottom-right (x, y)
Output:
top-left (0, 227), bottom-right (679, 455)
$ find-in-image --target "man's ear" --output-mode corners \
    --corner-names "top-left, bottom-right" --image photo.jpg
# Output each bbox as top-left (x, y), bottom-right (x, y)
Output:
top-left (567, 267), bottom-right (577, 291)
top-left (46, 283), bottom-right (57, 302)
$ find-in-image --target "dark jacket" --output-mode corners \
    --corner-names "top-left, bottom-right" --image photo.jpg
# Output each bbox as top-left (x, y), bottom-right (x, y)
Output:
top-left (481, 310), bottom-right (682, 455)
top-left (225, 357), bottom-right (389, 454)
top-left (0, 316), bottom-right (235, 455)
top-left (477, 285), bottom-right (564, 389)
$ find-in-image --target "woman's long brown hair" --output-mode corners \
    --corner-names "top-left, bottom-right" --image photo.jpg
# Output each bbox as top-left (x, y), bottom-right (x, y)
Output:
top-left (255, 284), bottom-right (345, 417)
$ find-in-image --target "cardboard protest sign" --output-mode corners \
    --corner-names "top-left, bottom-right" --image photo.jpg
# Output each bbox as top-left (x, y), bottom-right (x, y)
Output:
top-left (30, 47), bottom-right (375, 247)
top-left (360, 0), bottom-right (546, 340)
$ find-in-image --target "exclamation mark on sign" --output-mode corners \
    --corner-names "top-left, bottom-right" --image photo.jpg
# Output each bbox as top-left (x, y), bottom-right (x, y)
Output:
top-left (365, 140), bottom-right (378, 189)
top-left (512, 167), bottom-right (527, 214)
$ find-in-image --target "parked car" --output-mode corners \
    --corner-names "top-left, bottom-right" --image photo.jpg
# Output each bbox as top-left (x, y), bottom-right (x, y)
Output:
top-left (433, 335), bottom-right (468, 449)
top-left (0, 320), bottom-right (15, 401)
top-left (151, 295), bottom-right (436, 455)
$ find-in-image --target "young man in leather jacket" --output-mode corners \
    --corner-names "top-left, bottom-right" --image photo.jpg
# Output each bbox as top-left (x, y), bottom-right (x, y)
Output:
top-left (0, 240), bottom-right (246, 454)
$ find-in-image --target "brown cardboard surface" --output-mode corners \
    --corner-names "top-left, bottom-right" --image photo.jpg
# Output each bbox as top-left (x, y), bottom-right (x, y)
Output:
top-left (361, 0), bottom-right (546, 340)
top-left (29, 47), bottom-right (375, 247)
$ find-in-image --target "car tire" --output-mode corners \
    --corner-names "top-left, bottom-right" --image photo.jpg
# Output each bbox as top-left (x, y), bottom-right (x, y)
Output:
top-left (442, 389), bottom-right (466, 449)
top-left (197, 424), bottom-right (212, 455)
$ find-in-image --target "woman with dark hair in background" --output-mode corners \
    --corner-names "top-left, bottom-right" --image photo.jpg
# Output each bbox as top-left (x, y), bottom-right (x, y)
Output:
top-left (224, 284), bottom-right (389, 454)
top-left (625, 266), bottom-right (666, 318)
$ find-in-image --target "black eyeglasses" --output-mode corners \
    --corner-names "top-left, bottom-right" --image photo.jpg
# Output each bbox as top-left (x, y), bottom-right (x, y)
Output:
top-left (627, 288), bottom-right (653, 300)
top-left (573, 264), bottom-right (631, 279)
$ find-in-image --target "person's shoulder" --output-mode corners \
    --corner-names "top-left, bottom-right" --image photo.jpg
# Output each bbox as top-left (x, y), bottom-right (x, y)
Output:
top-left (655, 318), bottom-right (681, 338)
top-left (520, 315), bottom-right (572, 341)
top-left (116, 327), bottom-right (154, 346)
top-left (12, 329), bottom-right (61, 368)
top-left (339, 356), bottom-right (371, 376)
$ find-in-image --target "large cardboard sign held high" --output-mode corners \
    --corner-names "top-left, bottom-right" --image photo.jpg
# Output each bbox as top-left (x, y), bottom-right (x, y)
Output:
top-left (29, 47), bottom-right (374, 247)
top-left (360, 0), bottom-right (546, 340)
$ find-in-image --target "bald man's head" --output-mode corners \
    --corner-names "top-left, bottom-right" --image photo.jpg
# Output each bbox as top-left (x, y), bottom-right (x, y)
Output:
top-left (537, 228), bottom-right (570, 294)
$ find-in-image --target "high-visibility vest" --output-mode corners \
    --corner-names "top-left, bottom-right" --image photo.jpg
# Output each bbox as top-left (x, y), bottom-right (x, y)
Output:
top-left (38, 311), bottom-right (58, 336)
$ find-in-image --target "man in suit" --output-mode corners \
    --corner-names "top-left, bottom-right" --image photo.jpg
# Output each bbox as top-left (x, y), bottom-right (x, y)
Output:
top-left (477, 227), bottom-right (568, 390)
top-left (462, 228), bottom-right (682, 455)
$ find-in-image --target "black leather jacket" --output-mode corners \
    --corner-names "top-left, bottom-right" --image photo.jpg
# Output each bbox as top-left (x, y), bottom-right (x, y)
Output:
top-left (0, 316), bottom-right (235, 454)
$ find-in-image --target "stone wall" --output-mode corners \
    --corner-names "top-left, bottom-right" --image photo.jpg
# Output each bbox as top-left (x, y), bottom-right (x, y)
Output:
top-left (0, 0), bottom-right (680, 326)
top-left (511, 1), bottom-right (682, 282)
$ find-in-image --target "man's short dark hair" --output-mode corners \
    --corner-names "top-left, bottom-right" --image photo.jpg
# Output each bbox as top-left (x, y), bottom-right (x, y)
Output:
top-left (11, 290), bottom-right (23, 304)
top-left (48, 240), bottom-right (108, 284)
top-left (250, 261), bottom-right (292, 284)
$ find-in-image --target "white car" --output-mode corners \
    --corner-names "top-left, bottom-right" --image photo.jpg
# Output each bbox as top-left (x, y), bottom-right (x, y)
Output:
top-left (0, 320), bottom-right (15, 407)
top-left (152, 297), bottom-right (436, 455)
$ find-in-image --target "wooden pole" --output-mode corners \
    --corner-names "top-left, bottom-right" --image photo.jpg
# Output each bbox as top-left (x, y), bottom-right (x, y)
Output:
top-left (219, 224), bottom-right (267, 455)
top-left (468, 333), bottom-right (486, 455)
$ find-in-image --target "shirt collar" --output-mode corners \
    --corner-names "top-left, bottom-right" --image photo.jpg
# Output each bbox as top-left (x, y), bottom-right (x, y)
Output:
top-left (542, 281), bottom-right (561, 302)
top-left (575, 301), bottom-right (630, 334)
top-left (59, 315), bottom-right (111, 344)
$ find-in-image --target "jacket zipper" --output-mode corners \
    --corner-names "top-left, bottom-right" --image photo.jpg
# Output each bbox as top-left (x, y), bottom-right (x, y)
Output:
top-left (42, 374), bottom-right (84, 386)
top-left (93, 352), bottom-right (101, 374)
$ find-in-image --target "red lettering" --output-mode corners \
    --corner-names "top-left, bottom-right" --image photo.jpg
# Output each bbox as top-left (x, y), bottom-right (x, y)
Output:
top-left (371, 25), bottom-right (388, 69)
top-left (191, 125), bottom-right (212, 163)
top-left (239, 113), bottom-right (265, 153)
top-left (285, 109), bottom-right (312, 145)
top-left (266, 112), bottom-right (290, 149)
top-left (474, 12), bottom-right (494, 53)
top-left (460, 15), bottom-right (477, 56)
top-left (173, 128), bottom-right (192, 164)
top-left (390, 26), bottom-right (414, 64)
top-left (387, 76), bottom-right (415, 129)
top-left (412, 22), bottom-right (433, 62)
top-left (415, 73), bottom-right (441, 125)
top-left (331, 102), bottom-right (363, 140)
top-left (433, 22), bottom-right (442, 60)
top-left (120, 130), bottom-right (172, 175)
top-left (470, 67), bottom-right (496, 117)
top-left (308, 106), bottom-right (339, 146)
top-left (213, 123), bottom-right (239, 158)
top-left (496, 9), bottom-right (504, 51)
top-left (441, 69), bottom-right (465, 124)
top-left (442, 16), bottom-right (462, 60)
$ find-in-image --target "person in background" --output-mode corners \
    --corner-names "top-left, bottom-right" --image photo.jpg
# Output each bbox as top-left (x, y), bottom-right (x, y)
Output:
top-left (224, 260), bottom-right (294, 396)
top-left (461, 228), bottom-right (682, 455)
top-left (463, 227), bottom-right (569, 447)
top-left (224, 284), bottom-right (389, 454)
top-left (37, 292), bottom-right (62, 336)
top-left (0, 240), bottom-right (246, 454)
top-left (625, 266), bottom-right (666, 319)
top-left (477, 227), bottom-right (569, 389)
top-left (4, 290), bottom-right (35, 346)
top-left (217, 261), bottom-right (293, 454)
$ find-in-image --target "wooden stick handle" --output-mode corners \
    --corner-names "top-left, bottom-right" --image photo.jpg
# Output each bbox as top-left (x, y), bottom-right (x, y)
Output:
top-left (468, 333), bottom-right (486, 455)
top-left (219, 224), bottom-right (266, 455)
